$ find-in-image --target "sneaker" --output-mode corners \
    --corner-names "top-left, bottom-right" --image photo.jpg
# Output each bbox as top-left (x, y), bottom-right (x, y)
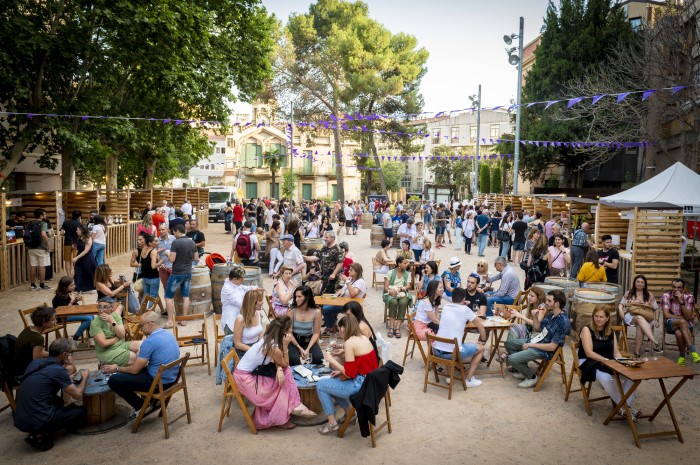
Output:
top-left (30, 283), bottom-right (38, 291)
top-left (39, 284), bottom-right (53, 291)
top-left (677, 356), bottom-right (686, 366)
top-left (126, 411), bottom-right (139, 422)
top-left (512, 372), bottom-right (525, 380)
top-left (690, 352), bottom-right (700, 364)
top-left (517, 375), bottom-right (539, 389)
top-left (466, 377), bottom-right (482, 387)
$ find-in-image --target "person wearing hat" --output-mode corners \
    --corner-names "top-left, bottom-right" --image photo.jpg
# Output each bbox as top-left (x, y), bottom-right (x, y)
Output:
top-left (275, 233), bottom-right (304, 282)
top-left (440, 257), bottom-right (463, 303)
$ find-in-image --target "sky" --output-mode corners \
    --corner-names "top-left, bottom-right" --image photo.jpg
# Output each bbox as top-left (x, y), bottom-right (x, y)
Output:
top-left (236, 0), bottom-right (552, 114)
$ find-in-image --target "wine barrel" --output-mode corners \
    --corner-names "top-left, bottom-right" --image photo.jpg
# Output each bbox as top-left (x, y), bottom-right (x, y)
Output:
top-left (544, 276), bottom-right (579, 311)
top-left (243, 266), bottom-right (263, 288)
top-left (370, 225), bottom-right (384, 248)
top-left (301, 238), bottom-right (323, 255)
top-left (570, 289), bottom-right (617, 342)
top-left (211, 264), bottom-right (232, 314)
top-left (582, 282), bottom-right (623, 324)
top-left (174, 265), bottom-right (212, 315)
top-left (361, 212), bottom-right (373, 228)
top-left (258, 238), bottom-right (269, 270)
top-left (392, 223), bottom-right (400, 248)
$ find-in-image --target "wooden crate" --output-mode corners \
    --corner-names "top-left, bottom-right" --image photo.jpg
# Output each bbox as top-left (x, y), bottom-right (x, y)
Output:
top-left (630, 208), bottom-right (683, 297)
top-left (594, 203), bottom-right (628, 249)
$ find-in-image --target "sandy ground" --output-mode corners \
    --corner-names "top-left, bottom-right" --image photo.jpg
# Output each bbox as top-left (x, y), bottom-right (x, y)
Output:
top-left (1, 220), bottom-right (699, 464)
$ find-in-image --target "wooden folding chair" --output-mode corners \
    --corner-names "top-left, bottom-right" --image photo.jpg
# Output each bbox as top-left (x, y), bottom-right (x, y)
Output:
top-left (123, 295), bottom-right (163, 341)
top-left (337, 388), bottom-right (391, 447)
top-left (45, 300), bottom-right (92, 348)
top-left (217, 350), bottom-right (257, 434)
top-left (132, 353), bottom-right (192, 438)
top-left (371, 257), bottom-right (388, 289)
top-left (505, 290), bottom-right (527, 312)
top-left (403, 310), bottom-right (428, 366)
top-left (0, 377), bottom-right (17, 414)
top-left (18, 306), bottom-right (63, 350)
top-left (213, 314), bottom-right (225, 367)
top-left (533, 345), bottom-right (567, 392)
top-left (173, 314), bottom-right (211, 376)
top-left (611, 325), bottom-right (629, 354)
top-left (564, 341), bottom-right (612, 415)
top-left (424, 334), bottom-right (467, 399)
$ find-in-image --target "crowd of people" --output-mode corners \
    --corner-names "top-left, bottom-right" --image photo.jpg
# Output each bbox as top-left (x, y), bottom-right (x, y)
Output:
top-left (5, 194), bottom-right (699, 451)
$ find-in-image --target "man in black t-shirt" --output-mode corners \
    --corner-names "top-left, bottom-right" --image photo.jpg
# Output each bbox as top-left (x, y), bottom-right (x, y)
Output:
top-left (511, 212), bottom-right (528, 266)
top-left (598, 234), bottom-right (620, 284)
top-left (60, 210), bottom-right (83, 278)
top-left (186, 219), bottom-right (206, 256)
top-left (464, 273), bottom-right (488, 317)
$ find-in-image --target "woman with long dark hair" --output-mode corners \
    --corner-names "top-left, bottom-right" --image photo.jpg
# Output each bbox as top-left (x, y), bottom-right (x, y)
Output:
top-left (72, 225), bottom-right (97, 292)
top-left (233, 316), bottom-right (316, 430)
top-left (52, 276), bottom-right (93, 343)
top-left (577, 249), bottom-right (607, 283)
top-left (413, 280), bottom-right (442, 340)
top-left (618, 274), bottom-right (661, 357)
top-left (286, 285), bottom-right (323, 365)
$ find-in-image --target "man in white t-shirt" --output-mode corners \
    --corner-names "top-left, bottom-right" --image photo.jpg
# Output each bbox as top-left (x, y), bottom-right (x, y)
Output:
top-left (180, 199), bottom-right (193, 218)
top-left (381, 210), bottom-right (393, 247)
top-left (397, 218), bottom-right (416, 249)
top-left (265, 204), bottom-right (275, 231)
top-left (433, 287), bottom-right (487, 387)
top-left (343, 202), bottom-right (354, 235)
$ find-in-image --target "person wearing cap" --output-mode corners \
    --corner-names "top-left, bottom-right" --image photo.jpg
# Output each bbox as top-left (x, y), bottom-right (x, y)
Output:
top-left (482, 256), bottom-right (521, 316)
top-left (397, 218), bottom-right (416, 248)
top-left (440, 257), bottom-right (463, 303)
top-left (90, 297), bottom-right (142, 366)
top-left (276, 233), bottom-right (305, 282)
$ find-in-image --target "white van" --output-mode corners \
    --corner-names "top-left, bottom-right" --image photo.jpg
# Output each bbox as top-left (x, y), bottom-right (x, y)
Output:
top-left (208, 186), bottom-right (236, 222)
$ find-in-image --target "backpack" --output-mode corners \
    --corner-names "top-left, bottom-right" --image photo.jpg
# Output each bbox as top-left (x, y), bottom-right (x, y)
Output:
top-left (456, 217), bottom-right (463, 228)
top-left (23, 220), bottom-right (43, 248)
top-left (235, 233), bottom-right (253, 260)
top-left (0, 334), bottom-right (18, 380)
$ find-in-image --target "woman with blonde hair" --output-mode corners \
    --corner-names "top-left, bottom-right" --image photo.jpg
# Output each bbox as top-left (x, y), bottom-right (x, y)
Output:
top-left (472, 259), bottom-right (491, 290)
top-left (137, 212), bottom-right (156, 238)
top-left (233, 289), bottom-right (265, 359)
top-left (418, 238), bottom-right (435, 263)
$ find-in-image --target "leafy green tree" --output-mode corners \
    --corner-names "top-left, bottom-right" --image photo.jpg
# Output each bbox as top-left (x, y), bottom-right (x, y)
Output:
top-left (519, 0), bottom-right (634, 187)
top-left (381, 161), bottom-right (405, 192)
top-left (281, 170), bottom-right (295, 200)
top-left (480, 164), bottom-right (491, 194)
top-left (262, 148), bottom-right (286, 198)
top-left (426, 145), bottom-right (472, 199)
top-left (0, 0), bottom-right (275, 188)
top-left (491, 165), bottom-right (502, 194)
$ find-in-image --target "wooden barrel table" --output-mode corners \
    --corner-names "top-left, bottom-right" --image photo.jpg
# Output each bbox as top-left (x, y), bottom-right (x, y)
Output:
top-left (544, 276), bottom-right (580, 311)
top-left (392, 223), bottom-right (400, 248)
top-left (370, 225), bottom-right (384, 248)
top-left (211, 264), bottom-right (232, 314)
top-left (582, 282), bottom-right (623, 324)
top-left (300, 238), bottom-right (323, 256)
top-left (361, 212), bottom-right (373, 228)
top-left (570, 289), bottom-right (617, 342)
top-left (243, 266), bottom-right (263, 288)
top-left (83, 371), bottom-right (116, 426)
top-left (175, 265), bottom-right (212, 315)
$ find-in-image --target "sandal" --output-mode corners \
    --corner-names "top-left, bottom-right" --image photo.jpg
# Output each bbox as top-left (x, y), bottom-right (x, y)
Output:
top-left (277, 420), bottom-right (296, 430)
top-left (387, 329), bottom-right (394, 338)
top-left (498, 352), bottom-right (509, 363)
top-left (163, 322), bottom-right (174, 329)
top-left (318, 422), bottom-right (340, 435)
top-left (394, 329), bottom-right (402, 339)
top-left (177, 321), bottom-right (187, 327)
top-left (292, 405), bottom-right (317, 418)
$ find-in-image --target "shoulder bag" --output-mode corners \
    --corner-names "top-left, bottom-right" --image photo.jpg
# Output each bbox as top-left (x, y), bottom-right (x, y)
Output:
top-left (627, 303), bottom-right (654, 323)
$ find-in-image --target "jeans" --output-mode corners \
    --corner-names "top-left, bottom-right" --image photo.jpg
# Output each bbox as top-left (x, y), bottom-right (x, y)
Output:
top-left (499, 240), bottom-right (511, 259)
top-left (164, 273), bottom-right (192, 299)
top-left (505, 338), bottom-right (543, 379)
top-left (486, 292), bottom-right (515, 316)
top-left (570, 245), bottom-right (587, 279)
top-left (108, 371), bottom-right (152, 410)
top-left (316, 374), bottom-right (366, 416)
top-left (322, 305), bottom-right (344, 328)
top-left (92, 242), bottom-right (106, 265)
top-left (66, 316), bottom-right (93, 339)
top-left (14, 396), bottom-right (86, 434)
top-left (477, 234), bottom-right (488, 256)
top-left (412, 249), bottom-right (422, 261)
top-left (143, 277), bottom-right (160, 302)
top-left (464, 236), bottom-right (472, 254)
top-left (435, 343), bottom-right (478, 361)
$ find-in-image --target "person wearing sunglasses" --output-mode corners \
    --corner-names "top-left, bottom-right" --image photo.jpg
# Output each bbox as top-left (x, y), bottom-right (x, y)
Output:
top-left (90, 297), bottom-right (142, 367)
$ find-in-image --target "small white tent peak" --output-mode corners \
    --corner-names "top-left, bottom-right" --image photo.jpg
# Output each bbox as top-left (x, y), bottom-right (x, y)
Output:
top-left (601, 162), bottom-right (700, 214)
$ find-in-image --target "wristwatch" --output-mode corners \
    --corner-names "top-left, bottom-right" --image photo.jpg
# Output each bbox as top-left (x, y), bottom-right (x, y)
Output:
top-left (112, 322), bottom-right (116, 327)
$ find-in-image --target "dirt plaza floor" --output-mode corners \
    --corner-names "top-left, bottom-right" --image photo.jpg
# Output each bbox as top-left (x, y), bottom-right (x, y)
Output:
top-left (1, 220), bottom-right (699, 464)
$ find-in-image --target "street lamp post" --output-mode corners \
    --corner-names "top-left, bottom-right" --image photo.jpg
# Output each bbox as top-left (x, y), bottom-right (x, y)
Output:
top-left (505, 16), bottom-right (524, 194)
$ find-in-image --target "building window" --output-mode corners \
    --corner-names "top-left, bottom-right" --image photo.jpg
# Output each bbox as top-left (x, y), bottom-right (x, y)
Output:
top-left (451, 127), bottom-right (459, 143)
top-left (432, 129), bottom-right (441, 144)
top-left (302, 183), bottom-right (312, 200)
top-left (243, 142), bottom-right (262, 168)
top-left (470, 125), bottom-right (477, 142)
top-left (490, 124), bottom-right (500, 139)
top-left (331, 184), bottom-right (338, 201)
top-left (227, 138), bottom-right (235, 148)
top-left (303, 150), bottom-right (313, 174)
top-left (401, 165), bottom-right (411, 189)
top-left (629, 17), bottom-right (642, 30)
top-left (269, 183), bottom-right (279, 199)
top-left (245, 182), bottom-right (258, 199)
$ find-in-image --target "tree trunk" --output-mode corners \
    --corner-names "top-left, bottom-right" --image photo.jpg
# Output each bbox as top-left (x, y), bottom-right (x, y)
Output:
top-left (271, 170), bottom-right (277, 199)
top-left (105, 152), bottom-right (119, 189)
top-left (332, 120), bottom-right (345, 203)
top-left (61, 146), bottom-right (76, 190)
top-left (143, 157), bottom-right (156, 189)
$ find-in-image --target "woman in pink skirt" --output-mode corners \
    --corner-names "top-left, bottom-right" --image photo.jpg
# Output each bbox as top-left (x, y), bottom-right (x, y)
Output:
top-left (233, 316), bottom-right (316, 429)
top-left (412, 280), bottom-right (442, 340)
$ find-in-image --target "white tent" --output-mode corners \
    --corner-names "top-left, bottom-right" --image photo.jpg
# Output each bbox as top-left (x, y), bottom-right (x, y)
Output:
top-left (601, 162), bottom-right (700, 215)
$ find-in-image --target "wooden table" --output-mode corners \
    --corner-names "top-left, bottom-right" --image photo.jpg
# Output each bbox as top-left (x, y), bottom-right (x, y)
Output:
top-left (55, 303), bottom-right (99, 318)
top-left (292, 364), bottom-right (334, 426)
top-left (601, 357), bottom-right (695, 448)
top-left (463, 317), bottom-right (512, 376)
top-left (314, 296), bottom-right (364, 307)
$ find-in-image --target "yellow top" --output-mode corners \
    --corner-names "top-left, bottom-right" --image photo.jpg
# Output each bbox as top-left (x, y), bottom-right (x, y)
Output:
top-left (577, 262), bottom-right (607, 283)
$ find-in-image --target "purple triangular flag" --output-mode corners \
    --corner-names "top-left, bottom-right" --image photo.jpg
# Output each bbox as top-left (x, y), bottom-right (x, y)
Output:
top-left (672, 86), bottom-right (686, 94)
top-left (567, 97), bottom-right (585, 108)
top-left (545, 100), bottom-right (560, 109)
top-left (642, 89), bottom-right (657, 101)
top-left (592, 95), bottom-right (606, 105)
top-left (616, 93), bottom-right (631, 103)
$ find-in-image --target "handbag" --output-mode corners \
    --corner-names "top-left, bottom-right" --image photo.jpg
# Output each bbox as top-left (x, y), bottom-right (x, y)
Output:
top-left (628, 303), bottom-right (655, 323)
top-left (497, 230), bottom-right (510, 242)
top-left (132, 278), bottom-right (144, 293)
top-left (252, 361), bottom-right (277, 378)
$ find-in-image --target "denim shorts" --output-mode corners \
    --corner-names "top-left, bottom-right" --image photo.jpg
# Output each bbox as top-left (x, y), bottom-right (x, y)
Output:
top-left (513, 241), bottom-right (526, 251)
top-left (666, 318), bottom-right (693, 334)
top-left (164, 273), bottom-right (192, 299)
top-left (383, 228), bottom-right (393, 238)
top-left (435, 226), bottom-right (445, 235)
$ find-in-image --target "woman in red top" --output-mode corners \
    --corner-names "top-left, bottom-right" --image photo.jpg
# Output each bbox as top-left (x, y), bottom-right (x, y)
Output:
top-left (316, 314), bottom-right (378, 435)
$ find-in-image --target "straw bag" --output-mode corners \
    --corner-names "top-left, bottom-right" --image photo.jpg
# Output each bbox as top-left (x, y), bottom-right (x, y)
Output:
top-left (628, 303), bottom-right (654, 323)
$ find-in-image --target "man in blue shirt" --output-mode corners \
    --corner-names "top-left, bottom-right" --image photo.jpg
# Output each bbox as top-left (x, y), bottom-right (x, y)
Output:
top-left (105, 311), bottom-right (181, 416)
top-left (475, 209), bottom-right (491, 257)
top-left (504, 289), bottom-right (570, 388)
top-left (569, 222), bottom-right (592, 279)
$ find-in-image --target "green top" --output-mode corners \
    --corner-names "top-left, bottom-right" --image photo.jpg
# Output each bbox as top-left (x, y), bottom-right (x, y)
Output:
top-left (90, 312), bottom-right (131, 365)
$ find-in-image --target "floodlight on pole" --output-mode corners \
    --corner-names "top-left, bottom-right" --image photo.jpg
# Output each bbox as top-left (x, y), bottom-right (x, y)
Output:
top-left (505, 17), bottom-right (524, 194)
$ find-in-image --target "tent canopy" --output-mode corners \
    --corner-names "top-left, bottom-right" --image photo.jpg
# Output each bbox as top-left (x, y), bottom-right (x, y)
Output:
top-left (600, 162), bottom-right (700, 214)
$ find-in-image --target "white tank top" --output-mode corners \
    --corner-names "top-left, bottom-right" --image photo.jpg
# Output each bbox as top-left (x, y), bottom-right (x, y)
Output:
top-left (236, 339), bottom-right (274, 372)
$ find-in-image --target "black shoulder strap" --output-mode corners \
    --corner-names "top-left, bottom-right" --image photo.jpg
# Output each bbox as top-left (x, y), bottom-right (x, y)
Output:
top-left (20, 360), bottom-right (57, 382)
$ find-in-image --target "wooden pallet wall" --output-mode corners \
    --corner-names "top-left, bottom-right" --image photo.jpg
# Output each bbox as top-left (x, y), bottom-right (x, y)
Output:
top-left (64, 191), bottom-right (99, 220)
top-left (594, 203), bottom-right (628, 248)
top-left (631, 208), bottom-right (683, 298)
top-left (534, 198), bottom-right (550, 221)
top-left (101, 190), bottom-right (129, 221)
top-left (521, 197), bottom-right (535, 216)
top-left (129, 190), bottom-right (152, 220)
top-left (511, 195), bottom-right (523, 214)
top-left (10, 191), bottom-right (61, 228)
